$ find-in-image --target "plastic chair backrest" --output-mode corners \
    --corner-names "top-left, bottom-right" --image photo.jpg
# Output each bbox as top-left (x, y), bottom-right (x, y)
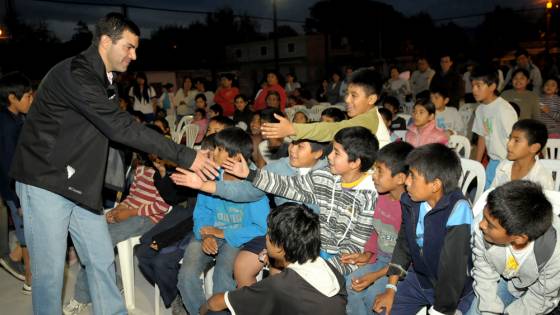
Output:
top-left (459, 158), bottom-right (486, 204)
top-left (544, 139), bottom-right (560, 159)
top-left (540, 159), bottom-right (560, 191)
top-left (448, 135), bottom-right (471, 159)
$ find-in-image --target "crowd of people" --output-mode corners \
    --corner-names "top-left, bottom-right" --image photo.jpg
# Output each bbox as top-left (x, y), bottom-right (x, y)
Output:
top-left (1, 11), bottom-right (560, 315)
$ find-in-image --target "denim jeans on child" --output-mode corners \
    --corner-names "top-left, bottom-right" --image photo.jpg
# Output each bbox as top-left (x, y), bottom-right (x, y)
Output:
top-left (386, 269), bottom-right (474, 315)
top-left (485, 159), bottom-right (500, 189)
top-left (465, 278), bottom-right (515, 315)
top-left (16, 182), bottom-right (127, 315)
top-left (346, 254), bottom-right (391, 315)
top-left (177, 237), bottom-right (239, 315)
top-left (74, 215), bottom-right (155, 304)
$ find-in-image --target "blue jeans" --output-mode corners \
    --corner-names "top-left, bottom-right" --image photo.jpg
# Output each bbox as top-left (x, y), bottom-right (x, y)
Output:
top-left (177, 237), bottom-right (239, 315)
top-left (484, 159), bottom-right (500, 189)
top-left (75, 215), bottom-right (155, 304)
top-left (16, 182), bottom-right (126, 315)
top-left (5, 199), bottom-right (25, 246)
top-left (465, 278), bottom-right (515, 315)
top-left (346, 254), bottom-right (391, 315)
top-left (388, 269), bottom-right (474, 315)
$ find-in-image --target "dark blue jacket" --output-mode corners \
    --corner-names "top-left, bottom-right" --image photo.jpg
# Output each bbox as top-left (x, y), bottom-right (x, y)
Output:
top-left (388, 189), bottom-right (474, 314)
top-left (0, 107), bottom-right (24, 207)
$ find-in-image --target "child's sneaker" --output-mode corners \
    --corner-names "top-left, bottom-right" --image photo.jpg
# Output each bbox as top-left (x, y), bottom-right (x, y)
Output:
top-left (21, 282), bottom-right (31, 295)
top-left (63, 299), bottom-right (90, 315)
top-left (0, 254), bottom-right (25, 281)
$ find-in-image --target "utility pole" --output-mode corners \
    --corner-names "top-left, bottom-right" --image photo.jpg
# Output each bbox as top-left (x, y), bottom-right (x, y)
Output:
top-left (272, 0), bottom-right (279, 72)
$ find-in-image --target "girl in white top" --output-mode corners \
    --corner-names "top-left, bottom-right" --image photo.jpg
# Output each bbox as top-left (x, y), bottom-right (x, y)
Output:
top-left (382, 66), bottom-right (411, 106)
top-left (129, 72), bottom-right (156, 120)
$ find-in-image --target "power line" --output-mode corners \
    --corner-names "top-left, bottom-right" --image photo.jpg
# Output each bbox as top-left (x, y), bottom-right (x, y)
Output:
top-left (32, 0), bottom-right (306, 24)
top-left (433, 6), bottom-right (545, 22)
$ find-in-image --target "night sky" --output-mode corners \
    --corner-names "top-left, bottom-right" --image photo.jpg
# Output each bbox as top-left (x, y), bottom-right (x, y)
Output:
top-left (5, 0), bottom-right (547, 41)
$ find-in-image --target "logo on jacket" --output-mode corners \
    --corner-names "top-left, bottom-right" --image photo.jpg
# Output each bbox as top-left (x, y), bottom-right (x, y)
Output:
top-left (66, 165), bottom-right (76, 179)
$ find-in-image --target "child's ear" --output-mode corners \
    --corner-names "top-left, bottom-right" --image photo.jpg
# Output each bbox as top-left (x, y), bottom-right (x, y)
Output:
top-left (368, 94), bottom-right (378, 106)
top-left (234, 153), bottom-right (243, 162)
top-left (529, 143), bottom-right (541, 155)
top-left (443, 97), bottom-right (450, 105)
top-left (431, 178), bottom-right (443, 193)
top-left (7, 93), bottom-right (18, 105)
top-left (349, 158), bottom-right (362, 171)
top-left (312, 150), bottom-right (323, 160)
top-left (511, 234), bottom-right (530, 248)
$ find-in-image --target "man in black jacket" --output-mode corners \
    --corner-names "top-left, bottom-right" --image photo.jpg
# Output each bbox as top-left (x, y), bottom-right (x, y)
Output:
top-left (10, 13), bottom-right (216, 315)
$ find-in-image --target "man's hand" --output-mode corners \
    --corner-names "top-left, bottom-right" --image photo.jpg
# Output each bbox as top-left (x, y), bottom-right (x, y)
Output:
top-left (541, 105), bottom-right (551, 113)
top-left (340, 252), bottom-right (373, 266)
top-left (190, 149), bottom-right (219, 181)
top-left (170, 167), bottom-right (205, 189)
top-left (202, 237), bottom-right (218, 255)
top-left (351, 272), bottom-right (378, 292)
top-left (222, 155), bottom-right (250, 179)
top-left (105, 204), bottom-right (136, 224)
top-left (373, 290), bottom-right (396, 315)
top-left (200, 226), bottom-right (225, 239)
top-left (261, 114), bottom-right (296, 139)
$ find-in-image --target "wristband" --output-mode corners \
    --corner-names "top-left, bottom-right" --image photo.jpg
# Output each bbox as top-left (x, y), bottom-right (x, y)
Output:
top-left (385, 284), bottom-right (398, 292)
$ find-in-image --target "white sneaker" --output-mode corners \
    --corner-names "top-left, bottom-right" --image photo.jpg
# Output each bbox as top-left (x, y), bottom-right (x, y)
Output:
top-left (63, 299), bottom-right (90, 315)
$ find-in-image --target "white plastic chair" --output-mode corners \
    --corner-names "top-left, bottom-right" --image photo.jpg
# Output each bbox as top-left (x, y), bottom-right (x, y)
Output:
top-left (184, 124), bottom-right (199, 148)
top-left (117, 235), bottom-right (142, 311)
top-left (310, 104), bottom-right (330, 121)
top-left (544, 139), bottom-right (560, 159)
top-left (398, 113), bottom-right (411, 125)
top-left (459, 158), bottom-right (486, 204)
top-left (540, 159), bottom-right (560, 191)
top-left (172, 115), bottom-right (193, 143)
top-left (448, 135), bottom-right (471, 159)
top-left (165, 115), bottom-right (176, 131)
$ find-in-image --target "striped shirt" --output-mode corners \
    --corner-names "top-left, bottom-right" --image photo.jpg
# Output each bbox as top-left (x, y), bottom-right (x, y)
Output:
top-left (539, 95), bottom-right (560, 135)
top-left (121, 166), bottom-right (171, 223)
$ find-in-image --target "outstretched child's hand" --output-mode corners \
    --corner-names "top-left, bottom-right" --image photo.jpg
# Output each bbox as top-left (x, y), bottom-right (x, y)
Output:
top-left (222, 155), bottom-right (250, 179)
top-left (351, 272), bottom-right (378, 292)
top-left (171, 167), bottom-right (205, 189)
top-left (373, 290), bottom-right (396, 315)
top-left (261, 114), bottom-right (296, 139)
top-left (340, 252), bottom-right (373, 266)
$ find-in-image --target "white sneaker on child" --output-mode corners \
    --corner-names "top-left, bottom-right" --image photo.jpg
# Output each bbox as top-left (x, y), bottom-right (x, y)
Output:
top-left (63, 299), bottom-right (90, 315)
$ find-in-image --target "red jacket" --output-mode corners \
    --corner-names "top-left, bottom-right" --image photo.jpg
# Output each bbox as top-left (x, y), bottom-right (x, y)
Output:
top-left (214, 87), bottom-right (239, 117)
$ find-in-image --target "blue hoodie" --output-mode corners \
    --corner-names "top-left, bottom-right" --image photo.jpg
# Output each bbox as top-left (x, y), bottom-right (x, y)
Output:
top-left (193, 179), bottom-right (270, 248)
top-left (214, 157), bottom-right (328, 213)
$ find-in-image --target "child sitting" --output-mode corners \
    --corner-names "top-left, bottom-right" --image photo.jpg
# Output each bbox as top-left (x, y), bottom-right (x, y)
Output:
top-left (292, 111), bottom-right (309, 123)
top-left (173, 128), bottom-right (270, 315)
top-left (374, 143), bottom-right (474, 315)
top-left (201, 203), bottom-right (347, 315)
top-left (378, 107), bottom-right (399, 142)
top-left (471, 65), bottom-right (518, 189)
top-left (539, 78), bottom-right (560, 137)
top-left (501, 68), bottom-right (541, 120)
top-left (431, 86), bottom-right (466, 136)
top-left (491, 119), bottom-right (554, 190)
top-left (206, 116), bottom-right (235, 136)
top-left (265, 90), bottom-right (282, 110)
top-left (191, 108), bottom-right (208, 144)
top-left (232, 94), bottom-right (253, 128)
top-left (345, 142), bottom-right (413, 315)
top-left (467, 180), bottom-right (560, 315)
top-left (208, 104), bottom-right (223, 118)
top-left (223, 126), bottom-right (378, 276)
top-left (405, 98), bottom-right (448, 147)
top-left (383, 96), bottom-right (407, 131)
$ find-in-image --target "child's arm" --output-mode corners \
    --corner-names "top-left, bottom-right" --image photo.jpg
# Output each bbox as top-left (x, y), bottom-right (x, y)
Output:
top-left (222, 155), bottom-right (319, 205)
top-left (432, 200), bottom-right (473, 314)
top-left (471, 222), bottom-right (504, 314)
top-left (192, 194), bottom-right (216, 240)
top-left (475, 136), bottom-right (486, 162)
top-left (261, 109), bottom-right (379, 142)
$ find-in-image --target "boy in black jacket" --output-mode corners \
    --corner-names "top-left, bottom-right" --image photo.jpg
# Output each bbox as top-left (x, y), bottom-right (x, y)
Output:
top-left (374, 144), bottom-right (474, 315)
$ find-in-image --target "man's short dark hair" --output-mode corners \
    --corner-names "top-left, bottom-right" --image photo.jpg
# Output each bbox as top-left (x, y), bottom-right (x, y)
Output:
top-left (195, 93), bottom-right (207, 102)
top-left (333, 127), bottom-right (379, 172)
top-left (348, 68), bottom-right (382, 96)
top-left (209, 115), bottom-right (235, 128)
top-left (267, 203), bottom-right (321, 264)
top-left (213, 127), bottom-right (253, 161)
top-left (470, 64), bottom-right (499, 88)
top-left (515, 49), bottom-right (529, 59)
top-left (512, 119), bottom-right (548, 154)
top-left (486, 180), bottom-right (552, 241)
top-left (406, 143), bottom-right (461, 193)
top-left (321, 107), bottom-right (346, 122)
top-left (430, 85), bottom-right (450, 99)
top-left (260, 108), bottom-right (285, 123)
top-left (94, 12), bottom-right (140, 45)
top-left (377, 142), bottom-right (414, 176)
top-left (0, 72), bottom-right (32, 108)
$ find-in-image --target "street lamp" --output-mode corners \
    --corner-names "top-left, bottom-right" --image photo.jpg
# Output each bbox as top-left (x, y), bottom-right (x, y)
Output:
top-left (547, 1), bottom-right (553, 9)
top-left (546, 0), bottom-right (552, 54)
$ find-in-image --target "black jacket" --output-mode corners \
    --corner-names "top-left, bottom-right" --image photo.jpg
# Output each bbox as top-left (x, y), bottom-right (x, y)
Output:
top-left (10, 45), bottom-right (196, 212)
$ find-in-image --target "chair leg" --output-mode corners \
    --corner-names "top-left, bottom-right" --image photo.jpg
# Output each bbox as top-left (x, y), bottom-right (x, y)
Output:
top-left (117, 239), bottom-right (136, 310)
top-left (155, 284), bottom-right (160, 315)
